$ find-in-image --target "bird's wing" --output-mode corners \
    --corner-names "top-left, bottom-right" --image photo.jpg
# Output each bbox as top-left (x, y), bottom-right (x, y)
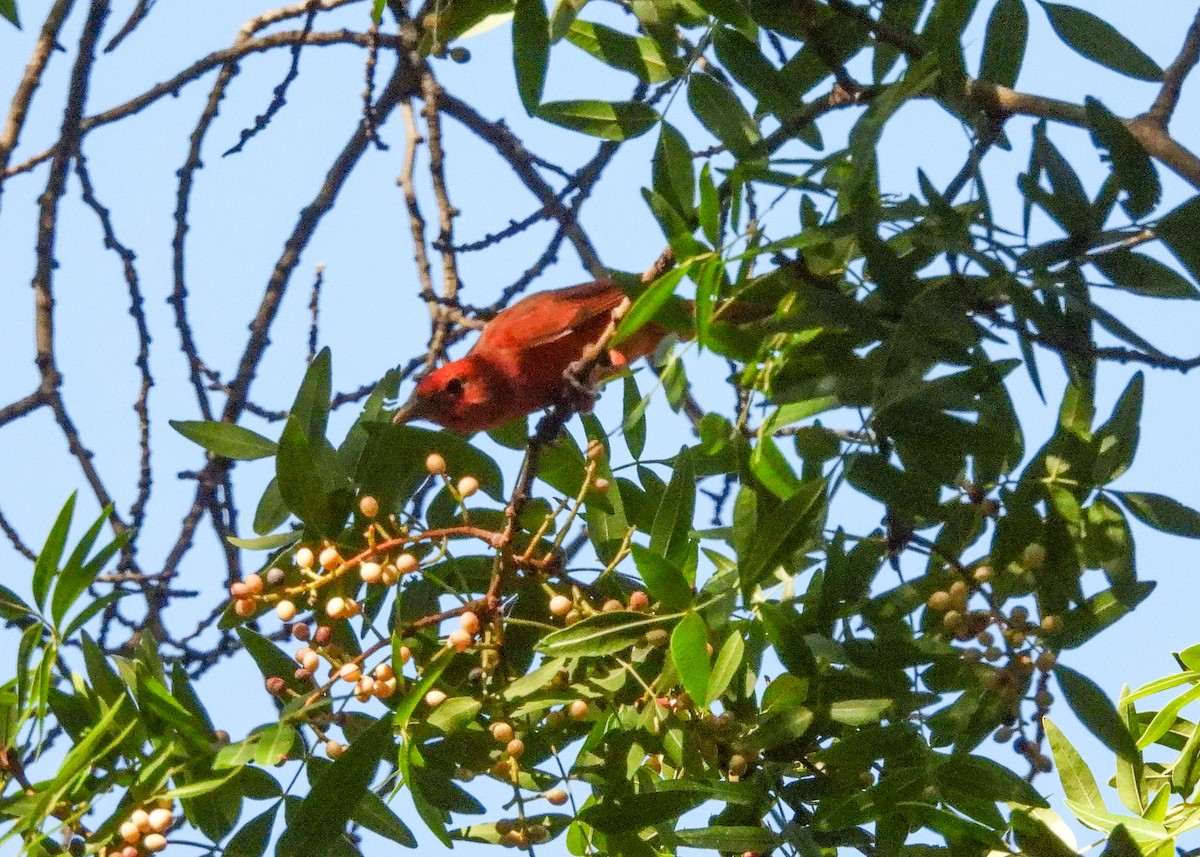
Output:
top-left (474, 280), bottom-right (626, 354)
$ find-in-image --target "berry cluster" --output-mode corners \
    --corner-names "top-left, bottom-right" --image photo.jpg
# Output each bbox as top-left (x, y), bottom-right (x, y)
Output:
top-left (114, 804), bottom-right (173, 855)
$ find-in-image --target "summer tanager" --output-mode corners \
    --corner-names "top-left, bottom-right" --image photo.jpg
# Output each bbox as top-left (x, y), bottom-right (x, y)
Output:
top-left (391, 279), bottom-right (672, 433)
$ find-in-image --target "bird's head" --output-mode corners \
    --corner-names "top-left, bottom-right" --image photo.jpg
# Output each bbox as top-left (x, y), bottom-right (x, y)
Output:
top-left (391, 357), bottom-right (508, 434)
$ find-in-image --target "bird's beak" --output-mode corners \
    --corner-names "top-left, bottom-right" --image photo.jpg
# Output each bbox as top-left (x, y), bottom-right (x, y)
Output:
top-left (391, 395), bottom-right (426, 426)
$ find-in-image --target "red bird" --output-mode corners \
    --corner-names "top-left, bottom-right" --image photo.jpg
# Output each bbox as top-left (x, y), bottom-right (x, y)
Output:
top-left (391, 280), bottom-right (670, 434)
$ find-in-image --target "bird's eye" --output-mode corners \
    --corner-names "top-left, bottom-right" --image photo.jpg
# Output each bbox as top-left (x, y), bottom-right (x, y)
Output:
top-left (444, 377), bottom-right (465, 398)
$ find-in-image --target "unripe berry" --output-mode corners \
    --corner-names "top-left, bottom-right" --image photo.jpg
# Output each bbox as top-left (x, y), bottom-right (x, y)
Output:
top-left (233, 598), bottom-right (256, 617)
top-left (374, 662), bottom-right (394, 681)
top-left (1041, 614), bottom-right (1063, 634)
top-left (1036, 651), bottom-right (1057, 672)
top-left (460, 610), bottom-right (481, 636)
top-left (339, 663), bottom-right (362, 683)
top-left (628, 590), bottom-right (649, 611)
top-left (592, 478), bottom-right (610, 494)
top-left (275, 600), bottom-right (297, 621)
top-left (1022, 543), bottom-right (1046, 569)
top-left (359, 495), bottom-right (380, 518)
top-left (326, 740), bottom-right (345, 759)
top-left (500, 830), bottom-right (526, 849)
top-left (569, 699), bottom-right (589, 720)
top-left (119, 822), bottom-right (140, 843)
top-left (319, 546), bottom-right (342, 570)
top-left (495, 819), bottom-right (515, 836)
top-left (425, 452), bottom-right (447, 475)
top-left (294, 546), bottom-right (315, 568)
top-left (394, 553), bottom-right (419, 575)
top-left (527, 824), bottom-right (549, 844)
top-left (491, 722), bottom-right (515, 743)
top-left (1010, 606), bottom-right (1030, 626)
top-left (549, 594), bottom-right (572, 616)
top-left (601, 599), bottom-right (622, 612)
top-left (564, 609), bottom-right (581, 625)
top-left (926, 591), bottom-right (951, 611)
top-left (424, 689), bottom-right (447, 707)
top-left (948, 580), bottom-right (969, 604)
top-left (326, 597), bottom-right (347, 619)
top-left (545, 787), bottom-right (569, 806)
top-left (447, 629), bottom-right (472, 652)
top-left (457, 475), bottom-right (479, 498)
top-left (265, 567), bottom-right (285, 587)
top-left (360, 561), bottom-right (383, 584)
top-left (147, 808), bottom-right (173, 833)
top-left (942, 610), bottom-right (962, 632)
top-left (973, 565), bottom-right (992, 583)
top-left (506, 738), bottom-right (525, 759)
top-left (143, 833), bottom-right (167, 853)
top-left (243, 573), bottom-right (264, 594)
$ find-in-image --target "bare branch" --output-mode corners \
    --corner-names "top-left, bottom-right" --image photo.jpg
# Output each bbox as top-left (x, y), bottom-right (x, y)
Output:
top-left (1141, 7), bottom-right (1200, 128)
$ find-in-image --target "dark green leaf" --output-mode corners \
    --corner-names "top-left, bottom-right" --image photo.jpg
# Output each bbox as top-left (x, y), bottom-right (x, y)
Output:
top-left (1092, 372), bottom-right (1143, 484)
top-left (514, 0), bottom-right (549, 112)
top-left (223, 805), bottom-right (277, 857)
top-left (1056, 663), bottom-right (1139, 761)
top-left (32, 493), bottom-right (75, 610)
top-left (236, 627), bottom-right (310, 694)
top-left (253, 477), bottom-right (290, 535)
top-left (1084, 97), bottom-right (1160, 219)
top-left (1092, 248), bottom-right (1198, 299)
top-left (1156, 195), bottom-right (1200, 283)
top-left (1100, 825), bottom-right (1142, 857)
top-left (170, 420), bottom-right (276, 460)
top-left (642, 188), bottom-right (705, 258)
top-left (1039, 3), bottom-right (1162, 81)
top-left (291, 347), bottom-right (332, 441)
top-left (693, 0), bottom-right (754, 36)
top-left (622, 374), bottom-right (647, 459)
top-left (739, 481), bottom-right (825, 597)
top-left (0, 0), bottom-right (17, 28)
top-left (537, 100), bottom-right (658, 140)
top-left (670, 611), bottom-right (710, 704)
top-left (711, 27), bottom-right (796, 120)
top-left (1055, 581), bottom-right (1154, 649)
top-left (979, 0), bottom-right (1028, 88)
top-left (278, 716), bottom-right (394, 857)
top-left (698, 163), bottom-right (720, 249)
top-left (687, 72), bottom-right (761, 160)
top-left (1010, 808), bottom-right (1079, 857)
top-left (276, 415), bottom-right (353, 536)
top-left (631, 544), bottom-right (693, 610)
top-left (50, 504), bottom-right (113, 626)
top-left (652, 122), bottom-right (694, 226)
top-left (649, 446), bottom-right (696, 568)
top-left (354, 790), bottom-right (418, 847)
top-left (579, 789), bottom-right (707, 833)
top-left (1115, 491), bottom-right (1200, 538)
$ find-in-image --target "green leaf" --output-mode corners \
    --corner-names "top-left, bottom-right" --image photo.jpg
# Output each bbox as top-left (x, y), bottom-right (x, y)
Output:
top-left (1136, 682), bottom-right (1200, 750)
top-left (425, 696), bottom-right (482, 733)
top-left (642, 187), bottom-right (705, 258)
top-left (1099, 825), bottom-right (1143, 857)
top-left (1039, 3), bottom-right (1163, 81)
top-left (170, 420), bottom-right (277, 460)
top-left (253, 477), bottom-right (289, 535)
top-left (537, 610), bottom-right (671, 657)
top-left (697, 163), bottom-right (720, 249)
top-left (652, 122), bottom-right (695, 219)
top-left (1092, 373), bottom-right (1143, 484)
top-left (614, 264), bottom-right (691, 343)
top-left (579, 788), bottom-right (707, 834)
top-left (1084, 98), bottom-right (1160, 219)
top-left (978, 0), bottom-right (1028, 88)
top-left (227, 531), bottom-right (299, 551)
top-left (693, 0), bottom-right (754, 37)
top-left (670, 611), bottom-right (710, 704)
top-left (1156, 195), bottom-right (1200, 284)
top-left (711, 27), bottom-right (796, 120)
top-left (1044, 716), bottom-right (1105, 811)
top-left (687, 72), bottom-right (761, 159)
top-left (292, 346), bottom-right (332, 441)
top-left (513, 0), bottom-right (549, 112)
top-left (278, 716), bottom-right (394, 857)
top-left (224, 805), bottom-right (278, 857)
top-left (276, 415), bottom-right (353, 536)
top-left (1056, 663), bottom-right (1140, 762)
top-left (706, 631), bottom-right (744, 705)
top-left (0, 0), bottom-right (18, 28)
top-left (631, 544), bottom-right (693, 610)
top-left (648, 446), bottom-right (696, 569)
top-left (236, 627), bottom-right (310, 694)
top-left (565, 19), bottom-right (670, 82)
top-left (672, 827), bottom-right (781, 851)
top-left (1011, 808), bottom-right (1079, 857)
top-left (50, 504), bottom-right (114, 627)
top-left (33, 493), bottom-right (76, 610)
top-left (739, 481), bottom-right (826, 597)
top-left (1115, 491), bottom-right (1200, 538)
top-left (622, 374), bottom-right (647, 459)
top-left (1092, 248), bottom-right (1198, 299)
top-left (537, 100), bottom-right (658, 140)
top-left (353, 790), bottom-right (418, 848)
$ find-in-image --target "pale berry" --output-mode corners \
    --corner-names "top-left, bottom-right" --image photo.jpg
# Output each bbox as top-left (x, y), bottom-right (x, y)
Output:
top-left (143, 834), bottom-right (167, 853)
top-left (119, 821), bottom-right (141, 843)
top-left (549, 595), bottom-right (572, 616)
top-left (424, 689), bottom-right (447, 707)
top-left (375, 678), bottom-right (397, 700)
top-left (394, 553), bottom-right (419, 575)
top-left (601, 599), bottom-right (622, 612)
top-left (294, 546), bottom-right (315, 568)
top-left (360, 562), bottom-right (383, 584)
top-left (243, 573), bottom-right (264, 594)
top-left (569, 699), bottom-right (589, 720)
top-left (339, 663), bottom-right (362, 683)
top-left (325, 597), bottom-right (347, 619)
top-left (275, 600), bottom-right (297, 621)
top-left (359, 495), bottom-right (380, 518)
top-left (326, 740), bottom-right (345, 759)
top-left (545, 787), bottom-right (569, 806)
top-left (425, 452), bottom-right (447, 475)
top-left (373, 662), bottom-right (394, 681)
top-left (147, 808), bottom-right (173, 833)
top-left (457, 475), bottom-right (479, 498)
top-left (491, 722), bottom-right (514, 743)
top-left (586, 439), bottom-right (605, 461)
top-left (319, 546), bottom-right (341, 570)
top-left (592, 477), bottom-right (610, 493)
top-left (506, 738), bottom-right (525, 759)
top-left (460, 611), bottom-right (481, 636)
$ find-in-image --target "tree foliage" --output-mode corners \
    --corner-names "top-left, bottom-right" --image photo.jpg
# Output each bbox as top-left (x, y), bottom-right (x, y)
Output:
top-left (3, 1), bottom-right (1200, 855)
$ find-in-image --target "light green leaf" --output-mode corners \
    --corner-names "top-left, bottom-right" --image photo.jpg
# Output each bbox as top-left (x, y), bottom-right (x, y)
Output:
top-left (1044, 716), bottom-right (1105, 811)
top-left (670, 611), bottom-right (710, 704)
top-left (170, 420), bottom-right (277, 460)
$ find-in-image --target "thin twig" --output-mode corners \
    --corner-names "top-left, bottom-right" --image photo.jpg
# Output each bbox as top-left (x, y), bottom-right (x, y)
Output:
top-left (1141, 6), bottom-right (1200, 128)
